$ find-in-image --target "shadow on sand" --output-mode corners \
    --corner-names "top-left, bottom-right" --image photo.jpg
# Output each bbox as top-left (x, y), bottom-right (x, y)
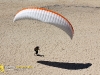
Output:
top-left (37, 60), bottom-right (92, 70)
top-left (36, 54), bottom-right (44, 57)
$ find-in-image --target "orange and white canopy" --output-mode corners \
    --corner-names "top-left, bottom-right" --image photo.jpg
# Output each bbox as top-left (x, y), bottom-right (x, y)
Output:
top-left (13, 8), bottom-right (74, 39)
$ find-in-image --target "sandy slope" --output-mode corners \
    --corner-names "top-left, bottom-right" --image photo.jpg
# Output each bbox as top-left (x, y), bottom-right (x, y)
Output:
top-left (0, 0), bottom-right (100, 75)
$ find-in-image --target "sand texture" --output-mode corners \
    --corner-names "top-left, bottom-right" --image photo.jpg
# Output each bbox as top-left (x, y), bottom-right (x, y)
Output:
top-left (0, 0), bottom-right (100, 75)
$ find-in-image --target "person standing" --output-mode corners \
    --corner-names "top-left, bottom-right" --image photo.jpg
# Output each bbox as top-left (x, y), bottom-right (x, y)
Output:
top-left (34, 46), bottom-right (40, 55)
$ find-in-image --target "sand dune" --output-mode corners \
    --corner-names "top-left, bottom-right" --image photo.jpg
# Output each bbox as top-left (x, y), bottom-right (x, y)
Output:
top-left (0, 0), bottom-right (100, 75)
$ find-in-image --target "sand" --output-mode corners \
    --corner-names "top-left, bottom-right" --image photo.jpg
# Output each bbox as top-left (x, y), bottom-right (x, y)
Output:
top-left (0, 0), bottom-right (100, 75)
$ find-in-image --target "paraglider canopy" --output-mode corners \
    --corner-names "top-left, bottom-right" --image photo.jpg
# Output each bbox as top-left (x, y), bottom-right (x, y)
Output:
top-left (13, 8), bottom-right (74, 39)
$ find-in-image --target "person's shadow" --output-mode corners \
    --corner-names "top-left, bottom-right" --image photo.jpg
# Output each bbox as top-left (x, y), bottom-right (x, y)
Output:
top-left (36, 54), bottom-right (44, 57)
top-left (37, 60), bottom-right (92, 70)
